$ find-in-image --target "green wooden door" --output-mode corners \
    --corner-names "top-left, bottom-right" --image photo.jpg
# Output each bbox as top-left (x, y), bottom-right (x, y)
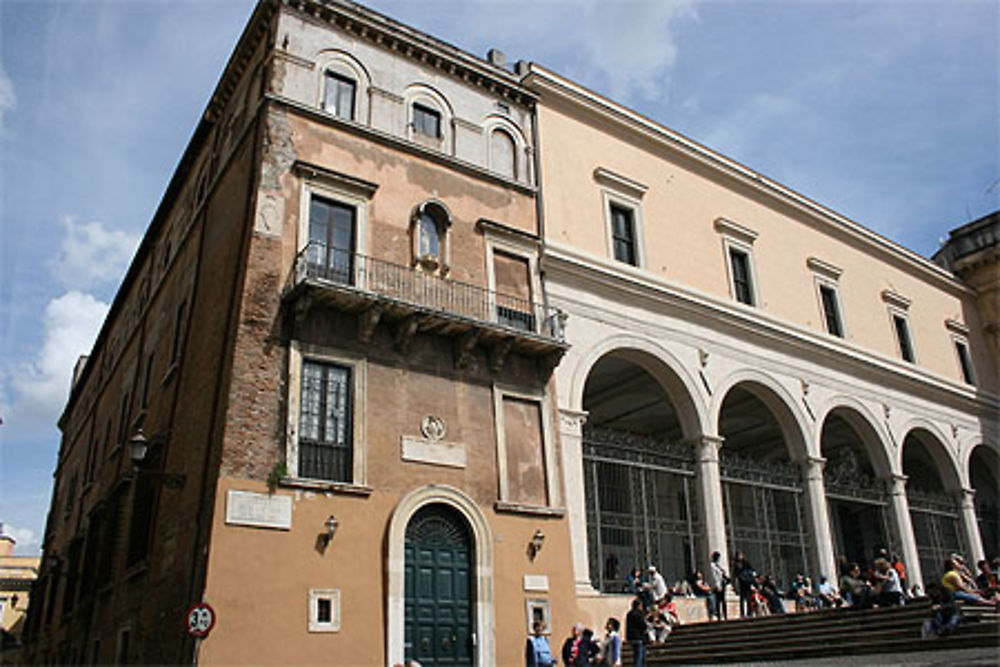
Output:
top-left (404, 504), bottom-right (473, 666)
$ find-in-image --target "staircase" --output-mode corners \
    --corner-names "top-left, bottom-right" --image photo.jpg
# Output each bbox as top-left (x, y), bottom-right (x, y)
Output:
top-left (626, 600), bottom-right (1000, 664)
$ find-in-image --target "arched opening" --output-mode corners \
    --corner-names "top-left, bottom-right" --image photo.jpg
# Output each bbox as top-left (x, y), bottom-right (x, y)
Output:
top-left (820, 408), bottom-right (893, 568)
top-left (411, 201), bottom-right (451, 273)
top-left (970, 445), bottom-right (1000, 558)
top-left (581, 350), bottom-right (699, 592)
top-left (490, 129), bottom-right (516, 179)
top-left (404, 504), bottom-right (473, 666)
top-left (718, 383), bottom-right (810, 588)
top-left (903, 429), bottom-right (963, 582)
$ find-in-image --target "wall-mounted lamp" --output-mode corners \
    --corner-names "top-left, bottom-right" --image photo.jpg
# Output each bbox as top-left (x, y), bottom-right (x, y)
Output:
top-left (320, 515), bottom-right (339, 549)
top-left (129, 429), bottom-right (186, 489)
top-left (528, 529), bottom-right (545, 560)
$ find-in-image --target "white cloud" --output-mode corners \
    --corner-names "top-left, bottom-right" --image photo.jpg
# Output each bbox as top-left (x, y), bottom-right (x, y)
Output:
top-left (0, 67), bottom-right (15, 134)
top-left (577, 0), bottom-right (697, 102)
top-left (47, 217), bottom-right (139, 290)
top-left (1, 523), bottom-right (40, 555)
top-left (3, 291), bottom-right (109, 437)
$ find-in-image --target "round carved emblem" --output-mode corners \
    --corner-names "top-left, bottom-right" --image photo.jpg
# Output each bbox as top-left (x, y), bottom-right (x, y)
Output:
top-left (421, 415), bottom-right (446, 441)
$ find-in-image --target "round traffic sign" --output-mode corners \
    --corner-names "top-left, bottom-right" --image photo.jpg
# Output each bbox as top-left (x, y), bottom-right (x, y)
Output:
top-left (185, 602), bottom-right (216, 638)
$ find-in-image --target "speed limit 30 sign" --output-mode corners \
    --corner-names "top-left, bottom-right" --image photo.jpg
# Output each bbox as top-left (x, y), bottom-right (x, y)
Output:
top-left (185, 602), bottom-right (216, 638)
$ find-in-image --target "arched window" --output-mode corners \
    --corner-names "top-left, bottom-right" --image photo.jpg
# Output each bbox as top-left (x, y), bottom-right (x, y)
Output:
top-left (412, 202), bottom-right (450, 272)
top-left (490, 129), bottom-right (516, 179)
top-left (323, 70), bottom-right (356, 120)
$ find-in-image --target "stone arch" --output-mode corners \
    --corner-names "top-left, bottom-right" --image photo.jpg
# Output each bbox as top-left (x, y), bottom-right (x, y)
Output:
top-left (960, 436), bottom-right (1000, 485)
top-left (482, 114), bottom-right (528, 182)
top-left (814, 396), bottom-right (894, 478)
top-left (314, 49), bottom-right (371, 122)
top-left (711, 369), bottom-right (812, 461)
top-left (386, 484), bottom-right (494, 667)
top-left (568, 333), bottom-right (707, 439)
top-left (403, 83), bottom-right (455, 151)
top-left (898, 420), bottom-right (963, 492)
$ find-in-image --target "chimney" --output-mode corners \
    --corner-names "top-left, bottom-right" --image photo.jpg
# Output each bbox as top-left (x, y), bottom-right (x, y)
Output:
top-left (0, 525), bottom-right (14, 557)
top-left (72, 355), bottom-right (89, 389)
top-left (514, 60), bottom-right (531, 77)
top-left (486, 48), bottom-right (506, 69)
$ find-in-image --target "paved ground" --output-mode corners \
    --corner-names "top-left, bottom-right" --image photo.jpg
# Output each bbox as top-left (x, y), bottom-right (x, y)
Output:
top-left (721, 645), bottom-right (999, 666)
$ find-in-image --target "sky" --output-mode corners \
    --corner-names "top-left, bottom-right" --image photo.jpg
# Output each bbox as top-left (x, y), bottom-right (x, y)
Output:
top-left (0, 0), bottom-right (997, 556)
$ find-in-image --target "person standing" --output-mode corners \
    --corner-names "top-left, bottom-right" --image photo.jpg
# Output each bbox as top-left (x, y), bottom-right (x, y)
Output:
top-left (561, 623), bottom-right (584, 666)
top-left (709, 551), bottom-right (729, 620)
top-left (626, 598), bottom-right (648, 667)
top-left (525, 621), bottom-right (556, 667)
top-left (733, 551), bottom-right (756, 617)
top-left (599, 617), bottom-right (622, 666)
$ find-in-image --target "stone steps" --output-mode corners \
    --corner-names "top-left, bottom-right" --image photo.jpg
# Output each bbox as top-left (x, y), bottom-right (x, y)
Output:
top-left (624, 602), bottom-right (999, 665)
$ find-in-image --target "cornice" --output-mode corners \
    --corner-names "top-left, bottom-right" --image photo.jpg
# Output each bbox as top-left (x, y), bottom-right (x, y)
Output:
top-left (285, 0), bottom-right (536, 107)
top-left (540, 242), bottom-right (1000, 416)
top-left (523, 65), bottom-right (972, 297)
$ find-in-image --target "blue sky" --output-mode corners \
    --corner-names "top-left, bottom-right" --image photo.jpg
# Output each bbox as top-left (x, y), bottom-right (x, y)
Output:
top-left (0, 0), bottom-right (996, 555)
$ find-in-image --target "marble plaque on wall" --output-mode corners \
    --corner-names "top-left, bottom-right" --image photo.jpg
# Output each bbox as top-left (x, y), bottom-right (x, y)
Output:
top-left (225, 490), bottom-right (293, 530)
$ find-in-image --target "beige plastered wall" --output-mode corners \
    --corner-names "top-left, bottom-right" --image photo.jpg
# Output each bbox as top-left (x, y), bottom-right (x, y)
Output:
top-left (536, 100), bottom-right (997, 393)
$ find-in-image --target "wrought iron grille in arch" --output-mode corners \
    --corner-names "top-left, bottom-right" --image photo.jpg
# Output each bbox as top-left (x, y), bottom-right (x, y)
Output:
top-left (907, 486), bottom-right (963, 582)
top-left (582, 426), bottom-right (699, 593)
top-left (720, 450), bottom-right (811, 588)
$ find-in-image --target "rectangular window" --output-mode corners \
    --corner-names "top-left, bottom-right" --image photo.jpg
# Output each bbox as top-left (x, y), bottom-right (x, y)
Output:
top-left (298, 361), bottom-right (353, 483)
top-left (955, 340), bottom-right (974, 385)
top-left (308, 589), bottom-right (341, 632)
top-left (501, 396), bottom-right (548, 506)
top-left (493, 250), bottom-right (535, 332)
top-left (729, 247), bottom-right (755, 305)
top-left (610, 204), bottom-right (637, 265)
top-left (308, 196), bottom-right (356, 285)
top-left (140, 354), bottom-right (154, 410)
top-left (171, 300), bottom-right (187, 364)
top-left (323, 72), bottom-right (356, 120)
top-left (893, 314), bottom-right (915, 362)
top-left (412, 103), bottom-right (441, 138)
top-left (819, 284), bottom-right (843, 337)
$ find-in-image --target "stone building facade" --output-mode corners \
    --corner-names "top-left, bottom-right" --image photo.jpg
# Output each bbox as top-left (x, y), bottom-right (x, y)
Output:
top-left (23, 1), bottom-right (999, 665)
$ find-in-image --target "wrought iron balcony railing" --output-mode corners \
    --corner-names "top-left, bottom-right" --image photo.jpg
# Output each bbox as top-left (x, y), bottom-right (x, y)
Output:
top-left (289, 242), bottom-right (566, 343)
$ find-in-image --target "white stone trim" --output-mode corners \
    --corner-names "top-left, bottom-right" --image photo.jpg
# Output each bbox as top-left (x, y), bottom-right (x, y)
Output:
top-left (714, 217), bottom-right (758, 245)
top-left (593, 167), bottom-right (648, 199)
top-left (719, 234), bottom-right (761, 307)
top-left (484, 114), bottom-right (529, 183)
top-left (483, 225), bottom-right (543, 331)
top-left (386, 485), bottom-right (494, 667)
top-left (286, 341), bottom-right (368, 484)
top-left (811, 270), bottom-right (848, 339)
top-left (881, 288), bottom-right (912, 310)
top-left (600, 188), bottom-right (646, 268)
top-left (886, 303), bottom-right (917, 364)
top-left (403, 83), bottom-right (454, 153)
top-left (297, 170), bottom-right (372, 285)
top-left (806, 256), bottom-right (843, 280)
top-left (492, 382), bottom-right (559, 508)
top-left (307, 588), bottom-right (341, 632)
top-left (314, 49), bottom-right (371, 124)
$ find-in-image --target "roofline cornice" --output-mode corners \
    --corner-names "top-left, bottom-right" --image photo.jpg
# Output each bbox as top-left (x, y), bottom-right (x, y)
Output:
top-left (540, 242), bottom-right (1000, 417)
top-left (523, 65), bottom-right (972, 297)
top-left (284, 0), bottom-right (536, 106)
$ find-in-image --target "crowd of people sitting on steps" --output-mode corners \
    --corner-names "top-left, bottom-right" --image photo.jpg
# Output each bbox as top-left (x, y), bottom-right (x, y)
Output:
top-left (527, 549), bottom-right (1000, 666)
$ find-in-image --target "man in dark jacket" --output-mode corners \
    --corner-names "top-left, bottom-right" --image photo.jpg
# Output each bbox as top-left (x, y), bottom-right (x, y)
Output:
top-left (625, 598), bottom-right (648, 667)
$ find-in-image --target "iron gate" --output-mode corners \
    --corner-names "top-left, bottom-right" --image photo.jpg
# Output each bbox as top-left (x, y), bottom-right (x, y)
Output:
top-left (908, 487), bottom-right (963, 584)
top-left (582, 427), bottom-right (699, 593)
top-left (721, 451), bottom-right (810, 588)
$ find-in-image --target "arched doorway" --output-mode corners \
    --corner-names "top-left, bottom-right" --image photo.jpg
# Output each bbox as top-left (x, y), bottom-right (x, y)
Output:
top-left (581, 350), bottom-right (699, 592)
top-left (404, 504), bottom-right (473, 667)
top-left (718, 383), bottom-right (810, 587)
top-left (903, 429), bottom-right (963, 583)
top-left (970, 445), bottom-right (1000, 558)
top-left (820, 409), bottom-right (893, 567)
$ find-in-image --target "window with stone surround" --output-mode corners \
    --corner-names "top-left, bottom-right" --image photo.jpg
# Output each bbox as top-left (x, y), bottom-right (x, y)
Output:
top-left (946, 320), bottom-right (975, 385)
top-left (286, 342), bottom-right (367, 488)
top-left (882, 289), bottom-right (915, 363)
top-left (494, 384), bottom-right (557, 511)
top-left (808, 257), bottom-right (845, 338)
top-left (715, 217), bottom-right (760, 307)
top-left (596, 167), bottom-right (647, 268)
top-left (411, 200), bottom-right (450, 274)
top-left (323, 71), bottom-right (356, 121)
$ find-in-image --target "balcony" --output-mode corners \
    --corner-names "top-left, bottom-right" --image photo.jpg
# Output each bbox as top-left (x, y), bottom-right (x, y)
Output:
top-left (283, 243), bottom-right (568, 369)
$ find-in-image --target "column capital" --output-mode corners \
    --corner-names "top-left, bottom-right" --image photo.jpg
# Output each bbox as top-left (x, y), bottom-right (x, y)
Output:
top-left (955, 487), bottom-right (977, 509)
top-left (888, 473), bottom-right (908, 496)
top-left (799, 455), bottom-right (827, 481)
top-left (558, 408), bottom-right (588, 435)
top-left (687, 435), bottom-right (724, 463)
